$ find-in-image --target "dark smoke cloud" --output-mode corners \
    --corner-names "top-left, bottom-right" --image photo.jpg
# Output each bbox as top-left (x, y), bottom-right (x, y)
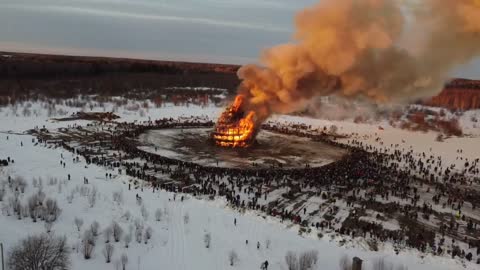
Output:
top-left (236, 0), bottom-right (480, 123)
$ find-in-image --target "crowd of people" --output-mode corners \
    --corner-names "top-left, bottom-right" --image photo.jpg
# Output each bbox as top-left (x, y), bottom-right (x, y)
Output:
top-left (0, 159), bottom-right (9, 166)
top-left (35, 116), bottom-right (480, 264)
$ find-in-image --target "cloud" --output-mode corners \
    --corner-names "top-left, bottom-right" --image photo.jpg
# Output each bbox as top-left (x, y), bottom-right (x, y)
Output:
top-left (4, 3), bottom-right (289, 33)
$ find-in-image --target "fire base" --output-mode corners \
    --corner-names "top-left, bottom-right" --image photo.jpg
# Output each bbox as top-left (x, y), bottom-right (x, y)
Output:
top-left (212, 95), bottom-right (257, 148)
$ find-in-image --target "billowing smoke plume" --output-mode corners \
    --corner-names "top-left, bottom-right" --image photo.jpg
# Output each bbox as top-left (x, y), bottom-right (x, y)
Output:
top-left (236, 0), bottom-right (480, 123)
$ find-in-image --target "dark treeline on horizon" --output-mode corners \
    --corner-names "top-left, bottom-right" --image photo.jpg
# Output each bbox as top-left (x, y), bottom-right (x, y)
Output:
top-left (0, 52), bottom-right (240, 99)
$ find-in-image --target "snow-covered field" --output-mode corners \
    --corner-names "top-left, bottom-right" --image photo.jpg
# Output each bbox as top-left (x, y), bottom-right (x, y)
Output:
top-left (271, 112), bottom-right (480, 176)
top-left (1, 98), bottom-right (479, 270)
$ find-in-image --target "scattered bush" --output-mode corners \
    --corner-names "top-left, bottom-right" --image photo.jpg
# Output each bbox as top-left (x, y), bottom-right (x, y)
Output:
top-left (123, 210), bottom-right (131, 221)
top-left (45, 198), bottom-right (61, 222)
top-left (228, 250), bottom-right (239, 266)
top-left (102, 243), bottom-right (114, 263)
top-left (45, 221), bottom-right (53, 233)
top-left (285, 251), bottom-right (298, 270)
top-left (74, 217), bottom-right (84, 232)
top-left (121, 254), bottom-right (128, 270)
top-left (135, 227), bottom-right (143, 244)
top-left (145, 227), bottom-right (153, 243)
top-left (82, 230), bottom-right (95, 260)
top-left (339, 255), bottom-right (351, 270)
top-left (104, 226), bottom-right (113, 243)
top-left (112, 222), bottom-right (123, 242)
top-left (113, 191), bottom-right (123, 204)
top-left (285, 250), bottom-right (318, 270)
top-left (299, 250), bottom-right (318, 270)
top-left (204, 232), bottom-right (211, 248)
top-left (88, 187), bottom-right (97, 208)
top-left (184, 213), bottom-right (190, 224)
top-left (124, 233), bottom-right (132, 248)
top-left (141, 205), bottom-right (149, 220)
top-left (266, 238), bottom-right (271, 249)
top-left (372, 258), bottom-right (393, 270)
top-left (8, 234), bottom-right (70, 270)
top-left (155, 208), bottom-right (162, 221)
top-left (90, 221), bottom-right (100, 237)
top-left (66, 192), bottom-right (74, 204)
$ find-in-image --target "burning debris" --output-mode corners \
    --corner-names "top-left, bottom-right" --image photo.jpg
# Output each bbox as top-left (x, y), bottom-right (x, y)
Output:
top-left (213, 95), bottom-right (257, 148)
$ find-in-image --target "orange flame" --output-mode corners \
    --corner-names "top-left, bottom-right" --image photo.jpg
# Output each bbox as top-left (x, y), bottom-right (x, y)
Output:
top-left (213, 95), bottom-right (257, 148)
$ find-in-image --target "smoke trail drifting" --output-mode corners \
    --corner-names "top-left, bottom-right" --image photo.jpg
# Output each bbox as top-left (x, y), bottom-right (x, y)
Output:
top-left (236, 0), bottom-right (480, 123)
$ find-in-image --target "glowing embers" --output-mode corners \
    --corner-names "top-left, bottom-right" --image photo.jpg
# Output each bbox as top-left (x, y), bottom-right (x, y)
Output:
top-left (213, 95), bottom-right (257, 148)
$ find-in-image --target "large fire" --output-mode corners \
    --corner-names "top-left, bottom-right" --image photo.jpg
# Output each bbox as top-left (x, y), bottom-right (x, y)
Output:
top-left (213, 95), bottom-right (257, 148)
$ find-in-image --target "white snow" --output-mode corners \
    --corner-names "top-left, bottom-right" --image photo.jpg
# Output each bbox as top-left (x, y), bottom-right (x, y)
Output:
top-left (0, 99), bottom-right (478, 270)
top-left (0, 133), bottom-right (474, 270)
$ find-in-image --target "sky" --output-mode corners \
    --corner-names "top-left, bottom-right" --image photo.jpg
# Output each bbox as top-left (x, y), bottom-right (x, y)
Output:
top-left (0, 0), bottom-right (316, 64)
top-left (0, 0), bottom-right (478, 77)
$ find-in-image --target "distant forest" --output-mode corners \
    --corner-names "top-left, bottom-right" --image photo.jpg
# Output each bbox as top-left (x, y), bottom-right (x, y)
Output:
top-left (0, 52), bottom-right (240, 99)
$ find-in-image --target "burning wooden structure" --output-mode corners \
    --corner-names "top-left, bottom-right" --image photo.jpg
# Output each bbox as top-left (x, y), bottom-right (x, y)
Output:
top-left (212, 95), bottom-right (257, 148)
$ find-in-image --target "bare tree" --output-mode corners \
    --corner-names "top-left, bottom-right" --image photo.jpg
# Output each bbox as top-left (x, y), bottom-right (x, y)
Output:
top-left (299, 250), bottom-right (318, 270)
top-left (155, 208), bottom-right (162, 221)
top-left (74, 217), bottom-right (84, 232)
top-left (145, 227), bottom-right (153, 243)
top-left (7, 234), bottom-right (70, 270)
top-left (123, 210), bottom-right (131, 221)
top-left (113, 191), bottom-right (123, 204)
top-left (34, 205), bottom-right (45, 221)
top-left (22, 204), bottom-right (29, 218)
top-left (45, 221), bottom-right (53, 233)
top-left (16, 202), bottom-right (25, 220)
top-left (66, 191), bottom-right (74, 204)
top-left (121, 253), bottom-right (128, 270)
top-left (204, 232), bottom-right (211, 248)
top-left (83, 230), bottom-right (95, 260)
top-left (88, 187), bottom-right (97, 208)
top-left (115, 260), bottom-right (122, 270)
top-left (103, 243), bottom-right (114, 263)
top-left (373, 258), bottom-right (393, 270)
top-left (45, 198), bottom-right (61, 222)
top-left (104, 226), bottom-right (113, 243)
top-left (90, 221), bottom-right (100, 237)
top-left (37, 189), bottom-right (46, 202)
top-left (124, 233), bottom-right (132, 248)
top-left (9, 196), bottom-right (20, 217)
top-left (285, 251), bottom-right (299, 270)
top-left (28, 194), bottom-right (39, 222)
top-left (14, 177), bottom-right (27, 193)
top-left (135, 227), bottom-right (143, 243)
top-left (228, 250), bottom-right (239, 266)
top-left (141, 204), bottom-right (149, 220)
top-left (339, 255), bottom-right (351, 270)
top-left (112, 222), bottom-right (123, 242)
